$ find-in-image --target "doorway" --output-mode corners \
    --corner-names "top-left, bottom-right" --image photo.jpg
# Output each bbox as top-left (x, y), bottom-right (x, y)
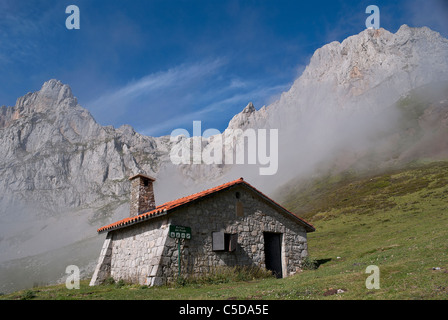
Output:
top-left (263, 232), bottom-right (283, 278)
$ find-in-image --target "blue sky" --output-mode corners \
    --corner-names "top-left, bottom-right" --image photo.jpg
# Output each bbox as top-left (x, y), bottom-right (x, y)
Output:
top-left (1, 0), bottom-right (447, 136)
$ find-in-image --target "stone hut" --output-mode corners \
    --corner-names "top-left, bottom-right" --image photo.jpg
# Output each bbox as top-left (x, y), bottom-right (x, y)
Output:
top-left (90, 175), bottom-right (315, 287)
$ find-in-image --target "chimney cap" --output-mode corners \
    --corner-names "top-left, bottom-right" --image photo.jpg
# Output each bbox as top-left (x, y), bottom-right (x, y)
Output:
top-left (129, 173), bottom-right (156, 181)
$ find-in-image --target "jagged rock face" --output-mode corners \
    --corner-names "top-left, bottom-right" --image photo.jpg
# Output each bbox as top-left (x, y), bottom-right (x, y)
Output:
top-left (222, 25), bottom-right (448, 187)
top-left (232, 25), bottom-right (448, 130)
top-left (227, 102), bottom-right (268, 130)
top-left (0, 80), bottom-right (168, 214)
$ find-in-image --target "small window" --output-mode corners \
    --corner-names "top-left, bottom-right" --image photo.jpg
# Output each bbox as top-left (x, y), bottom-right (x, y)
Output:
top-left (236, 201), bottom-right (244, 217)
top-left (212, 232), bottom-right (237, 252)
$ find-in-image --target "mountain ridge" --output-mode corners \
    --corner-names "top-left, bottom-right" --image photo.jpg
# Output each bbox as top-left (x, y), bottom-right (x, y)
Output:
top-left (228, 25), bottom-right (448, 131)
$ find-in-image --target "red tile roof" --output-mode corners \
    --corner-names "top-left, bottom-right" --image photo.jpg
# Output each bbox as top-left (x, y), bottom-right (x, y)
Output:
top-left (97, 177), bottom-right (315, 234)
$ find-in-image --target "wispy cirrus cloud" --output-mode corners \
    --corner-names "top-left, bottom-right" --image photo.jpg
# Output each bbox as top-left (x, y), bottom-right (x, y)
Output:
top-left (87, 58), bottom-right (290, 137)
top-left (87, 59), bottom-right (225, 124)
top-left (139, 82), bottom-right (289, 136)
top-left (0, 1), bottom-right (59, 65)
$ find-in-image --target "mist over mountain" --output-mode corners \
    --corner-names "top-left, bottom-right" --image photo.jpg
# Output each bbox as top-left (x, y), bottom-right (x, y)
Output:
top-left (1, 25), bottom-right (447, 293)
top-left (225, 25), bottom-right (448, 186)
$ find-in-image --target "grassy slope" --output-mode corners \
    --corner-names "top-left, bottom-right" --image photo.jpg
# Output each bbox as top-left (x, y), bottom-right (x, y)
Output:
top-left (2, 161), bottom-right (448, 300)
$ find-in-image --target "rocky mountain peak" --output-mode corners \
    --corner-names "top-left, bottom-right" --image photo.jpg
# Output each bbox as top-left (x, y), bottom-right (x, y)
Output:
top-left (14, 79), bottom-right (77, 116)
top-left (234, 24), bottom-right (448, 132)
top-left (40, 79), bottom-right (75, 103)
top-left (0, 79), bottom-right (81, 130)
top-left (302, 24), bottom-right (447, 87)
top-left (227, 102), bottom-right (258, 130)
top-left (242, 102), bottom-right (256, 113)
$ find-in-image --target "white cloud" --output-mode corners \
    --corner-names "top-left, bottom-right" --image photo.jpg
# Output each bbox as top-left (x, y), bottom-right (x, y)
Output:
top-left (139, 83), bottom-right (289, 136)
top-left (87, 57), bottom-right (291, 137)
top-left (88, 59), bottom-right (225, 115)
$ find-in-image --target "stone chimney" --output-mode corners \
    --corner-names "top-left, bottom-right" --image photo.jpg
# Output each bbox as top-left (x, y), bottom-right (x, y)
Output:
top-left (129, 173), bottom-right (156, 217)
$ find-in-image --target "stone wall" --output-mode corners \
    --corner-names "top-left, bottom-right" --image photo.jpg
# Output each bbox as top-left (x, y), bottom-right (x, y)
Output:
top-left (108, 217), bottom-right (169, 286)
top-left (89, 233), bottom-right (113, 286)
top-left (160, 185), bottom-right (308, 283)
top-left (91, 184), bottom-right (309, 286)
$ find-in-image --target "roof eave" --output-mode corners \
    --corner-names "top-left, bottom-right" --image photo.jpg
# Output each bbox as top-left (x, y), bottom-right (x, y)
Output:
top-left (97, 178), bottom-right (315, 234)
top-left (97, 209), bottom-right (168, 234)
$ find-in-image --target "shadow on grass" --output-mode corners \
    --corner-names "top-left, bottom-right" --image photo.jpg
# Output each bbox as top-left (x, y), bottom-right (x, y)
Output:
top-left (316, 258), bottom-right (332, 268)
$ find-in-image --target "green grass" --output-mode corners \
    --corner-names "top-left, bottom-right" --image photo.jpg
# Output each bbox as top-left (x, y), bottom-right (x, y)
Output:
top-left (2, 161), bottom-right (448, 300)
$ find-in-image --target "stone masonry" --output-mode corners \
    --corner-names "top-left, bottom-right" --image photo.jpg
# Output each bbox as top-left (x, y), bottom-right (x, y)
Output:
top-left (90, 179), bottom-right (314, 287)
top-left (129, 174), bottom-right (156, 217)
